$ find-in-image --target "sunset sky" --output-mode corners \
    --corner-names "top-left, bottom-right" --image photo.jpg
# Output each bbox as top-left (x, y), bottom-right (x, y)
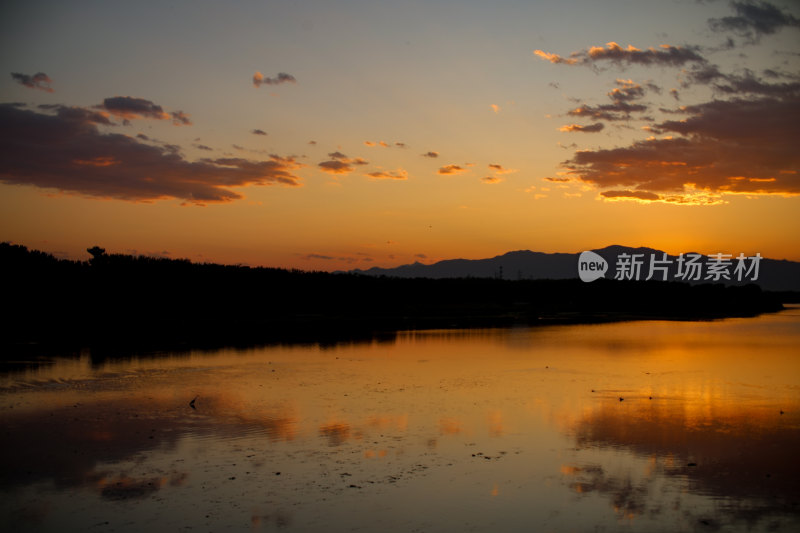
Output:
top-left (1, 0), bottom-right (798, 269)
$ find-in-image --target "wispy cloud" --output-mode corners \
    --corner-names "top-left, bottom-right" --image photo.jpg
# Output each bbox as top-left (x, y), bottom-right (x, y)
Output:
top-left (600, 189), bottom-right (660, 201)
top-left (421, 151), bottom-right (439, 158)
top-left (487, 164), bottom-right (519, 175)
top-left (534, 42), bottom-right (705, 68)
top-left (11, 72), bottom-right (54, 92)
top-left (709, 1), bottom-right (800, 43)
top-left (366, 169), bottom-right (408, 180)
top-left (251, 129), bottom-right (268, 136)
top-left (559, 122), bottom-right (605, 133)
top-left (0, 103), bottom-right (302, 204)
top-left (252, 71), bottom-right (297, 87)
top-left (490, 104), bottom-right (501, 113)
top-left (482, 176), bottom-right (503, 184)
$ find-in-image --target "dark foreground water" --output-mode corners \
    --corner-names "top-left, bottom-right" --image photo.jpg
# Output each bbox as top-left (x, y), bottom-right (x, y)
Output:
top-left (2, 307), bottom-right (799, 532)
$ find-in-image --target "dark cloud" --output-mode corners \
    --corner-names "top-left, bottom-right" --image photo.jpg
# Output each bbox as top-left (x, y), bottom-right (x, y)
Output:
top-left (421, 151), bottom-right (439, 158)
top-left (171, 111), bottom-right (192, 126)
top-left (481, 176), bottom-right (503, 184)
top-left (251, 129), bottom-right (268, 136)
top-left (317, 152), bottom-right (368, 174)
top-left (563, 96), bottom-right (800, 197)
top-left (252, 71), bottom-right (297, 88)
top-left (194, 144), bottom-right (213, 151)
top-left (0, 104), bottom-right (302, 204)
top-left (437, 164), bottom-right (468, 175)
top-left (38, 104), bottom-right (113, 125)
top-left (534, 42), bottom-right (705, 68)
top-left (713, 70), bottom-right (800, 97)
top-left (709, 1), bottom-right (800, 42)
top-left (544, 177), bottom-right (571, 182)
top-left (601, 190), bottom-right (660, 201)
top-left (11, 72), bottom-right (54, 92)
top-left (98, 97), bottom-right (169, 120)
top-left (567, 102), bottom-right (648, 121)
top-left (560, 122), bottom-right (605, 133)
top-left (394, 142), bottom-right (407, 148)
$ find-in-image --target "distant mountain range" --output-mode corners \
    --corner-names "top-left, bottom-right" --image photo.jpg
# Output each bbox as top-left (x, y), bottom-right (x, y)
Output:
top-left (346, 245), bottom-right (800, 292)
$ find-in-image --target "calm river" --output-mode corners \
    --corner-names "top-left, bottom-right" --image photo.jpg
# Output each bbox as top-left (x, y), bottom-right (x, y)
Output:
top-left (2, 306), bottom-right (799, 532)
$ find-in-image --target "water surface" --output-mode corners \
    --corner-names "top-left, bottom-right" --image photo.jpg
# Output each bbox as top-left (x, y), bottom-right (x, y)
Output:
top-left (2, 307), bottom-right (799, 531)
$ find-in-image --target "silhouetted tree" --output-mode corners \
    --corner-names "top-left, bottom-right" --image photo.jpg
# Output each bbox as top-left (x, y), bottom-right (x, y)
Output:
top-left (87, 246), bottom-right (106, 267)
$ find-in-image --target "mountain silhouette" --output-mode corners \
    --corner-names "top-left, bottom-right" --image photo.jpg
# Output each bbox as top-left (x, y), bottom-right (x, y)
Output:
top-left (347, 245), bottom-right (800, 291)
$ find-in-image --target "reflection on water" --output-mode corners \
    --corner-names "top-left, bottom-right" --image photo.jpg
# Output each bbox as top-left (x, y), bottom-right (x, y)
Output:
top-left (2, 307), bottom-right (799, 531)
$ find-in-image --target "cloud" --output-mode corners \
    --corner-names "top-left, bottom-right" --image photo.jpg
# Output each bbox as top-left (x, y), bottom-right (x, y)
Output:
top-left (421, 151), bottom-right (439, 158)
top-left (487, 164), bottom-right (519, 174)
top-left (709, 1), bottom-right (800, 42)
top-left (482, 176), bottom-right (503, 184)
top-left (300, 253), bottom-right (334, 261)
top-left (252, 71), bottom-right (297, 87)
top-left (600, 189), bottom-right (660, 201)
top-left (562, 96), bottom-right (800, 197)
top-left (193, 144), bottom-right (213, 151)
top-left (437, 164), bottom-right (469, 175)
top-left (560, 122), bottom-right (605, 133)
top-left (366, 169), bottom-right (408, 180)
top-left (534, 42), bottom-right (705, 68)
top-left (608, 79), bottom-right (646, 102)
top-left (98, 96), bottom-right (170, 120)
top-left (364, 140), bottom-right (402, 148)
top-left (567, 102), bottom-right (648, 121)
top-left (565, 79), bottom-right (654, 122)
top-left (251, 129), bottom-right (268, 136)
top-left (11, 72), bottom-right (54, 92)
top-left (544, 177), bottom-right (571, 182)
top-left (317, 152), bottom-right (368, 174)
top-left (0, 103), bottom-right (303, 204)
top-left (170, 111), bottom-right (192, 126)
top-left (490, 104), bottom-right (501, 113)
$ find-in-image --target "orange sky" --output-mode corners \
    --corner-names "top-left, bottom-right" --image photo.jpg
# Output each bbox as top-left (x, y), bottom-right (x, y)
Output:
top-left (1, 0), bottom-right (798, 268)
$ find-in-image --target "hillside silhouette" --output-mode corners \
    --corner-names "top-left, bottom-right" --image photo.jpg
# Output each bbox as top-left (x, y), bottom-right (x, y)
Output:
top-left (348, 245), bottom-right (800, 292)
top-left (0, 243), bottom-right (786, 353)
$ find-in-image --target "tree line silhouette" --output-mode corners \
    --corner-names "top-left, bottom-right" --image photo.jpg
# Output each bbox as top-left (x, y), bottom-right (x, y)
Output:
top-left (1, 242), bottom-right (784, 352)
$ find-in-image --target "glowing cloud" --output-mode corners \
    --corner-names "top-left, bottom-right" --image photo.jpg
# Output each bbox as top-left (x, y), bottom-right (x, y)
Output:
top-left (366, 169), bottom-right (408, 180)
top-left (560, 123), bottom-right (605, 133)
top-left (534, 42), bottom-right (705, 68)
